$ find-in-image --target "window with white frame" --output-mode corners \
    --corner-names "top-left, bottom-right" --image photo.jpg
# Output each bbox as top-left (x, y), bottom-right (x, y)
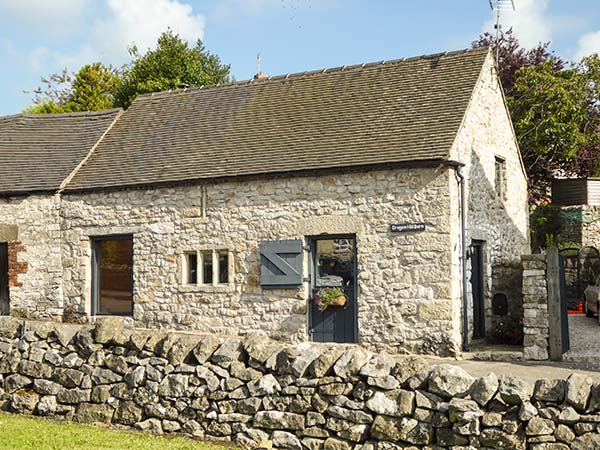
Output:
top-left (183, 249), bottom-right (231, 285)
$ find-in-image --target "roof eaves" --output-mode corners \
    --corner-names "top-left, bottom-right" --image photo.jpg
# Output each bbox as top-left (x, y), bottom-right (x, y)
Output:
top-left (0, 188), bottom-right (59, 198)
top-left (63, 158), bottom-right (449, 195)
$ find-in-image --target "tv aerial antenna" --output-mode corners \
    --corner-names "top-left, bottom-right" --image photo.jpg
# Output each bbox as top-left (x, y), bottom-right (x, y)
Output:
top-left (488, 0), bottom-right (515, 70)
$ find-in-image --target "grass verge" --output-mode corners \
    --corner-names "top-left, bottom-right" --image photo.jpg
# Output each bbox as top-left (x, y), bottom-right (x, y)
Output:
top-left (0, 412), bottom-right (232, 450)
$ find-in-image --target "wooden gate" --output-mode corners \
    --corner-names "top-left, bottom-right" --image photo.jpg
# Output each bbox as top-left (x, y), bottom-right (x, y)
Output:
top-left (559, 246), bottom-right (600, 310)
top-left (548, 247), bottom-right (570, 360)
top-left (559, 255), bottom-right (570, 354)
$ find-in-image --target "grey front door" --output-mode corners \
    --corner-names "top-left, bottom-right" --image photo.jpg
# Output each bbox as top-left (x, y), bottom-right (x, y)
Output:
top-left (0, 243), bottom-right (9, 315)
top-left (309, 236), bottom-right (358, 343)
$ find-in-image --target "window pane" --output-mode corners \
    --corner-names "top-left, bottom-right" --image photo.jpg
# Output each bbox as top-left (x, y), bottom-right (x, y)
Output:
top-left (202, 251), bottom-right (213, 284)
top-left (315, 239), bottom-right (355, 287)
top-left (98, 238), bottom-right (133, 315)
top-left (495, 157), bottom-right (505, 198)
top-left (218, 251), bottom-right (228, 284)
top-left (187, 253), bottom-right (197, 284)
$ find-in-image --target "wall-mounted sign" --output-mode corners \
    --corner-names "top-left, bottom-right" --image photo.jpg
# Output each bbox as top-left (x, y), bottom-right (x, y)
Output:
top-left (390, 222), bottom-right (427, 233)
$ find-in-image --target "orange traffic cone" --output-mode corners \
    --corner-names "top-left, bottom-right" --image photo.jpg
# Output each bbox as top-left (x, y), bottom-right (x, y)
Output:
top-left (569, 301), bottom-right (584, 315)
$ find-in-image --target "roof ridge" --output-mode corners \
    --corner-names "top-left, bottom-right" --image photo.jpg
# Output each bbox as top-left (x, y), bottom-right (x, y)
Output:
top-left (0, 113), bottom-right (24, 121)
top-left (59, 109), bottom-right (124, 192)
top-left (134, 47), bottom-right (489, 103)
top-left (17, 108), bottom-right (122, 119)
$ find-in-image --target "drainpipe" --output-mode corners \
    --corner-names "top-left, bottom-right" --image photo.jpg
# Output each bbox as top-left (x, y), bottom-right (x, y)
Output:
top-left (446, 161), bottom-right (469, 352)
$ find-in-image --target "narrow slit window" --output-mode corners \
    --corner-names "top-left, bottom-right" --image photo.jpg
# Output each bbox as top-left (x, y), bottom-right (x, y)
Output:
top-left (202, 250), bottom-right (213, 284)
top-left (218, 251), bottom-right (229, 284)
top-left (186, 253), bottom-right (198, 285)
top-left (495, 156), bottom-right (506, 199)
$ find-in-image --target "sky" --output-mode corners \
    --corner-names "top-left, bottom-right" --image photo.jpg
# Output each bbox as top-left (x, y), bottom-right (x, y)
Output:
top-left (1, 0), bottom-right (600, 115)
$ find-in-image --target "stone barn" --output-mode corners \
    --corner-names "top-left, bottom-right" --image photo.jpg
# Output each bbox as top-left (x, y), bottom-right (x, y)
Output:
top-left (0, 110), bottom-right (121, 319)
top-left (0, 47), bottom-right (529, 356)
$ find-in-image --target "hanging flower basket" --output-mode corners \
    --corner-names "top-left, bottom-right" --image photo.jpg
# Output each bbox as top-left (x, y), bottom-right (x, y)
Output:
top-left (316, 287), bottom-right (348, 311)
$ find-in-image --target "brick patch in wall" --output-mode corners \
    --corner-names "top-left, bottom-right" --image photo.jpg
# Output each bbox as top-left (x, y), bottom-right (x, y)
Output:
top-left (7, 242), bottom-right (27, 288)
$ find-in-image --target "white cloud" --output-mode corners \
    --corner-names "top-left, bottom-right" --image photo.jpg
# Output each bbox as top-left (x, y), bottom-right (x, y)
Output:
top-left (87, 0), bottom-right (205, 61)
top-left (0, 0), bottom-right (91, 39)
top-left (576, 31), bottom-right (600, 59)
top-left (41, 0), bottom-right (205, 72)
top-left (483, 0), bottom-right (552, 48)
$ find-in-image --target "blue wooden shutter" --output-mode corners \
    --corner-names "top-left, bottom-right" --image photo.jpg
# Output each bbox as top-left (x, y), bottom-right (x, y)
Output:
top-left (260, 239), bottom-right (304, 288)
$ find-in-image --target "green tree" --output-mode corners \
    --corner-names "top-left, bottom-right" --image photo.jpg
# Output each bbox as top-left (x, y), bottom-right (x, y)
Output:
top-left (474, 30), bottom-right (600, 204)
top-left (25, 63), bottom-right (120, 114)
top-left (68, 63), bottom-right (120, 111)
top-left (114, 30), bottom-right (231, 108)
top-left (509, 61), bottom-right (598, 201)
top-left (24, 68), bottom-right (73, 114)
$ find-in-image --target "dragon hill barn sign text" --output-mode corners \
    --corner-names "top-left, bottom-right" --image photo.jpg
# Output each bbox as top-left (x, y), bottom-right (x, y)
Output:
top-left (390, 222), bottom-right (427, 233)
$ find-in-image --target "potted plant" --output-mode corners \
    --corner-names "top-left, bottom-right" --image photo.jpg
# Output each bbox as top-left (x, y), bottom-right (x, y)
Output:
top-left (316, 287), bottom-right (348, 311)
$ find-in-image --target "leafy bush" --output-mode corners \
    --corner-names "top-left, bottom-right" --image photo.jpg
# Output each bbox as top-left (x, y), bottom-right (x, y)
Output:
top-left (489, 316), bottom-right (524, 345)
top-left (530, 204), bottom-right (562, 252)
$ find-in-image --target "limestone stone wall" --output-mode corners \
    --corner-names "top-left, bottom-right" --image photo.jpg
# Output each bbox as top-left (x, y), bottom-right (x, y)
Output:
top-left (450, 51), bottom-right (530, 343)
top-left (521, 255), bottom-right (549, 361)
top-left (1, 317), bottom-right (599, 450)
top-left (559, 205), bottom-right (600, 249)
top-left (61, 166), bottom-right (458, 356)
top-left (0, 194), bottom-right (63, 319)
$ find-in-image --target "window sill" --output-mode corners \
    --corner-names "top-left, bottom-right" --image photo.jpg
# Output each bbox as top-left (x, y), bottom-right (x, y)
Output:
top-left (179, 284), bottom-right (235, 294)
top-left (89, 315), bottom-right (134, 326)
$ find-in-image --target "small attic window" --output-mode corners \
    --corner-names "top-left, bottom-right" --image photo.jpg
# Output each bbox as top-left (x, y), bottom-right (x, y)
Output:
top-left (495, 156), bottom-right (506, 199)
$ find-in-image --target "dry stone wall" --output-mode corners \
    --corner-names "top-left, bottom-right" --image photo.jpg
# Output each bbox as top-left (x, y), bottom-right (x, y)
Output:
top-left (0, 317), bottom-right (599, 449)
top-left (556, 205), bottom-right (600, 249)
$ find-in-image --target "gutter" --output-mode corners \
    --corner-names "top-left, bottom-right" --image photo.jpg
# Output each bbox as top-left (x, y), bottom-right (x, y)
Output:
top-left (444, 160), bottom-right (469, 352)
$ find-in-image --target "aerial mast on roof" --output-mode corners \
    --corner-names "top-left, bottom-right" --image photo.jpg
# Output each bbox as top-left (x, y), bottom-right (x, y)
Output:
top-left (488, 0), bottom-right (515, 70)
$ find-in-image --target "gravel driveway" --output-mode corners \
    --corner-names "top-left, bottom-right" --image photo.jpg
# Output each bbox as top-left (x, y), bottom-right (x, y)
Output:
top-left (563, 314), bottom-right (600, 367)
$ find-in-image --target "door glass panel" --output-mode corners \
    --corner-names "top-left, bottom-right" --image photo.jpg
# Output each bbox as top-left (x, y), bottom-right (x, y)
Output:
top-left (315, 238), bottom-right (355, 288)
top-left (310, 236), bottom-right (357, 344)
top-left (97, 238), bottom-right (133, 315)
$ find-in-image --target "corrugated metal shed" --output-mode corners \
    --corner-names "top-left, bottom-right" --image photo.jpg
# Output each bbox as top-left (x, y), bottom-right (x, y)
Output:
top-left (552, 178), bottom-right (600, 206)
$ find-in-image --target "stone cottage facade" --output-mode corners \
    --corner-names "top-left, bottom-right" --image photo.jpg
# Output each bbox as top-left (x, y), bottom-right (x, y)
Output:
top-left (0, 48), bottom-right (529, 356)
top-left (0, 110), bottom-right (121, 319)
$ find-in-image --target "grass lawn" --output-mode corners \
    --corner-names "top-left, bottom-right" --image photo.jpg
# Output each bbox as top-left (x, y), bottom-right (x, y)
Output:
top-left (0, 413), bottom-right (232, 450)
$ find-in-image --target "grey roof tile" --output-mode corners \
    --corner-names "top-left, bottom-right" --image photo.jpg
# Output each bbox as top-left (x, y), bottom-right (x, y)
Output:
top-left (63, 47), bottom-right (488, 191)
top-left (0, 109), bottom-right (121, 195)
